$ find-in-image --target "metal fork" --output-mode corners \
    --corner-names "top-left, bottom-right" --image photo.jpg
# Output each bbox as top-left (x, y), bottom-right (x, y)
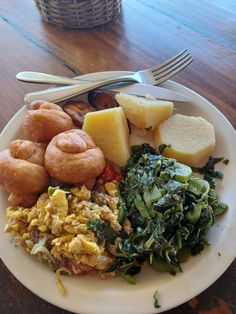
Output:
top-left (24, 49), bottom-right (193, 105)
top-left (18, 49), bottom-right (192, 86)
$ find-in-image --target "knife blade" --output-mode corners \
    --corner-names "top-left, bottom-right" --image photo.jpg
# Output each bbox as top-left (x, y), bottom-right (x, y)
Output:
top-left (107, 83), bottom-right (189, 102)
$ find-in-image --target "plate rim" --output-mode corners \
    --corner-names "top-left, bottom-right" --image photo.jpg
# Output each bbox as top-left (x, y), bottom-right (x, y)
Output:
top-left (0, 73), bottom-right (236, 314)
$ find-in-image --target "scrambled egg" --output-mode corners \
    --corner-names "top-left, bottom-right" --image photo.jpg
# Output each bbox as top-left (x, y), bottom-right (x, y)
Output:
top-left (4, 182), bottom-right (121, 276)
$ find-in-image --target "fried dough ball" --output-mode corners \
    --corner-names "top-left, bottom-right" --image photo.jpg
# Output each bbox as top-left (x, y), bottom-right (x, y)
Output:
top-left (44, 129), bottom-right (105, 184)
top-left (23, 100), bottom-right (73, 143)
top-left (0, 140), bottom-right (49, 207)
top-left (9, 139), bottom-right (46, 166)
top-left (8, 193), bottom-right (38, 208)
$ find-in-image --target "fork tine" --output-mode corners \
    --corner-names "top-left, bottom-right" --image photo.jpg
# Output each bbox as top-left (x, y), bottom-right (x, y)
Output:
top-left (154, 57), bottom-right (193, 85)
top-left (153, 54), bottom-right (192, 80)
top-left (151, 51), bottom-right (191, 77)
top-left (150, 49), bottom-right (188, 73)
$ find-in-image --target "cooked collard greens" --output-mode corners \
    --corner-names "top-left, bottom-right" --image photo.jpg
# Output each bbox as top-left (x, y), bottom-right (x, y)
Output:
top-left (107, 144), bottom-right (228, 279)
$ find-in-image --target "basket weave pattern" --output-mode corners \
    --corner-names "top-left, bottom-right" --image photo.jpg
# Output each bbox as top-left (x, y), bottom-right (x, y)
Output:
top-left (34, 0), bottom-right (122, 29)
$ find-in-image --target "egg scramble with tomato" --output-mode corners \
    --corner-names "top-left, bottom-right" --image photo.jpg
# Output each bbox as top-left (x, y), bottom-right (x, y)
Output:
top-left (4, 181), bottom-right (121, 280)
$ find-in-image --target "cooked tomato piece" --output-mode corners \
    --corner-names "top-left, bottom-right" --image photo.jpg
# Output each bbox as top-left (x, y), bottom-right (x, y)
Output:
top-left (63, 259), bottom-right (93, 275)
top-left (98, 164), bottom-right (123, 183)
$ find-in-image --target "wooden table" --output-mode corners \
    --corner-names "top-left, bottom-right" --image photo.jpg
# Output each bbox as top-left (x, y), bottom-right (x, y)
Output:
top-left (0, 0), bottom-right (235, 313)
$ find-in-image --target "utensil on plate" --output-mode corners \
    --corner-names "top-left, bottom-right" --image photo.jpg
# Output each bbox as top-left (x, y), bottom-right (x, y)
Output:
top-left (110, 83), bottom-right (190, 102)
top-left (17, 72), bottom-right (92, 85)
top-left (18, 49), bottom-right (192, 86)
top-left (24, 49), bottom-right (193, 105)
top-left (25, 83), bottom-right (189, 105)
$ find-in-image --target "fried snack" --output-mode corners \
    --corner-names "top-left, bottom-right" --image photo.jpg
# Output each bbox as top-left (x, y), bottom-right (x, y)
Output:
top-left (88, 89), bottom-right (118, 110)
top-left (9, 139), bottom-right (46, 166)
top-left (8, 193), bottom-right (38, 208)
top-left (0, 140), bottom-right (49, 207)
top-left (44, 129), bottom-right (105, 184)
top-left (23, 100), bottom-right (73, 143)
top-left (63, 100), bottom-right (95, 128)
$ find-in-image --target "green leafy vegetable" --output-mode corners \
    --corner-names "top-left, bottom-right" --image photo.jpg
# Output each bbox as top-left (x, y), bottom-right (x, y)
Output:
top-left (223, 159), bottom-right (229, 165)
top-left (87, 220), bottom-right (117, 245)
top-left (113, 144), bottom-right (228, 278)
top-left (48, 186), bottom-right (58, 196)
top-left (194, 156), bottom-right (224, 188)
top-left (158, 143), bottom-right (171, 155)
top-left (120, 272), bottom-right (136, 284)
top-left (48, 186), bottom-right (71, 196)
top-left (187, 178), bottom-right (210, 202)
top-left (153, 290), bottom-right (161, 309)
top-left (118, 196), bottom-right (127, 224)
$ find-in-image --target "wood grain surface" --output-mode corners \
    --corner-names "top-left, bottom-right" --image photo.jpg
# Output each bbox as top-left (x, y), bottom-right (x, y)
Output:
top-left (0, 0), bottom-right (235, 313)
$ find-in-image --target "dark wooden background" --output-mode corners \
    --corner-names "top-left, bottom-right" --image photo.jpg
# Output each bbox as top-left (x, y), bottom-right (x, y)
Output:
top-left (0, 0), bottom-right (235, 313)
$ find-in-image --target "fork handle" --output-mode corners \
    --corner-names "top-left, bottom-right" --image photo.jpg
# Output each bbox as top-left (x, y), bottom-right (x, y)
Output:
top-left (24, 75), bottom-right (137, 105)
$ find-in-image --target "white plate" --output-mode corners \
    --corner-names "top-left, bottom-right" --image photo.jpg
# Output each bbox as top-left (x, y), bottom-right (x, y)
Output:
top-left (0, 72), bottom-right (236, 314)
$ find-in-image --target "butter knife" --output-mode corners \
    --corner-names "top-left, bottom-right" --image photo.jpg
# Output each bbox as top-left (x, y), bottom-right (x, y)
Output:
top-left (108, 83), bottom-right (189, 102)
top-left (24, 81), bottom-right (189, 105)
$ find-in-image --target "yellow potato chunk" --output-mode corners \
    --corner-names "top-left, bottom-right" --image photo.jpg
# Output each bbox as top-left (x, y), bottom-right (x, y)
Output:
top-left (154, 114), bottom-right (216, 167)
top-left (83, 107), bottom-right (130, 167)
top-left (115, 93), bottom-right (173, 129)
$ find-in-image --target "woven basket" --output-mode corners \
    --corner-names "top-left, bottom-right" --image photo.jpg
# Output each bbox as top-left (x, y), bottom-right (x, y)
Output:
top-left (34, 0), bottom-right (122, 29)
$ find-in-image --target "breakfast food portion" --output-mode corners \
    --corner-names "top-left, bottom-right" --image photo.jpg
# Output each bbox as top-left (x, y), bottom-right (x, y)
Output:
top-left (83, 107), bottom-right (131, 167)
top-left (88, 89), bottom-right (118, 110)
top-left (0, 89), bottom-right (228, 293)
top-left (115, 93), bottom-right (173, 129)
top-left (44, 129), bottom-right (105, 184)
top-left (23, 100), bottom-right (73, 142)
top-left (4, 183), bottom-right (120, 277)
top-left (154, 114), bottom-right (216, 167)
top-left (63, 100), bottom-right (95, 127)
top-left (0, 139), bottom-right (49, 207)
top-left (10, 139), bottom-right (46, 166)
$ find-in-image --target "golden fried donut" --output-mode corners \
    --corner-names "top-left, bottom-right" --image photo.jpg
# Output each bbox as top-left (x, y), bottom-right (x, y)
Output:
top-left (23, 100), bottom-right (73, 143)
top-left (44, 129), bottom-right (105, 184)
top-left (0, 140), bottom-right (49, 207)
